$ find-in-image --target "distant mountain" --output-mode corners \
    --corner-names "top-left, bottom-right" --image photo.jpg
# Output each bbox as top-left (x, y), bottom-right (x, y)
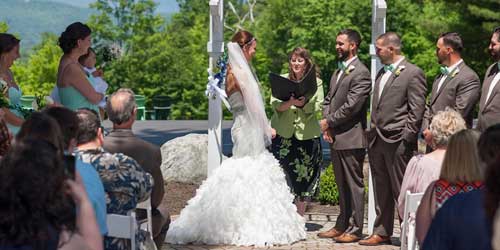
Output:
top-left (1, 0), bottom-right (94, 51)
top-left (0, 0), bottom-right (179, 52)
top-left (33, 0), bottom-right (180, 13)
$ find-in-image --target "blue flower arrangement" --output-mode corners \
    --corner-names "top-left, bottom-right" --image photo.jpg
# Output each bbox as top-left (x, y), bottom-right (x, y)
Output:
top-left (206, 52), bottom-right (228, 99)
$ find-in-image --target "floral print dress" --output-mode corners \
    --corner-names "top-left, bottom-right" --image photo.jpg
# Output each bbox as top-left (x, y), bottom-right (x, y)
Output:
top-left (271, 135), bottom-right (322, 198)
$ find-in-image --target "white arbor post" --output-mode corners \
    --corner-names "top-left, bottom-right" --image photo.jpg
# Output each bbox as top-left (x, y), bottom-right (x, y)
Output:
top-left (368, 0), bottom-right (387, 235)
top-left (207, 0), bottom-right (224, 176)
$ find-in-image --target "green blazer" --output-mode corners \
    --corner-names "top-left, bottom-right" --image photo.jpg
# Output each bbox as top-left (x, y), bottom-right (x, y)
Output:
top-left (270, 77), bottom-right (324, 140)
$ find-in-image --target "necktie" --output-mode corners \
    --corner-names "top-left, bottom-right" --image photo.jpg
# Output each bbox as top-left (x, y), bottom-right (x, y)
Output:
top-left (384, 64), bottom-right (394, 72)
top-left (338, 61), bottom-right (347, 71)
top-left (440, 66), bottom-right (449, 75)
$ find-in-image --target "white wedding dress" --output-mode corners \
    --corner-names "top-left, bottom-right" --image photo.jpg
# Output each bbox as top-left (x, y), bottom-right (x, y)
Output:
top-left (165, 43), bottom-right (306, 247)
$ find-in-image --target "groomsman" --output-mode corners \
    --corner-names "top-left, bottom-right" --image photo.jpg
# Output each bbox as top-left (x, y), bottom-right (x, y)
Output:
top-left (360, 32), bottom-right (427, 246)
top-left (318, 29), bottom-right (371, 243)
top-left (422, 32), bottom-right (480, 137)
top-left (478, 27), bottom-right (500, 132)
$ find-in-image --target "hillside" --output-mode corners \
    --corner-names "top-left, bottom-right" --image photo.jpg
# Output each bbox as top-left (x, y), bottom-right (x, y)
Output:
top-left (0, 0), bottom-right (177, 52)
top-left (0, 0), bottom-right (94, 51)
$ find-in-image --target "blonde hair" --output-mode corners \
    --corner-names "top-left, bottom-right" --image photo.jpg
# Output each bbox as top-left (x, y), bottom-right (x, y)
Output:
top-left (440, 129), bottom-right (483, 183)
top-left (430, 108), bottom-right (466, 148)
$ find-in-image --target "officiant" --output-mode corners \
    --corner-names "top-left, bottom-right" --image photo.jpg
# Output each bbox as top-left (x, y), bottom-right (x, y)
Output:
top-left (270, 47), bottom-right (324, 216)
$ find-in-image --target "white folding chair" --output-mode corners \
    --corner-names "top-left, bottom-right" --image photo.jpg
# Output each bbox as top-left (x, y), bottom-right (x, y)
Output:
top-left (106, 211), bottom-right (137, 250)
top-left (136, 197), bottom-right (153, 234)
top-left (400, 191), bottom-right (424, 250)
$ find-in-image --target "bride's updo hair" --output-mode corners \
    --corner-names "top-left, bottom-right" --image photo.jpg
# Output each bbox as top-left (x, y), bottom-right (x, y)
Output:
top-left (231, 30), bottom-right (256, 49)
top-left (58, 22), bottom-right (91, 54)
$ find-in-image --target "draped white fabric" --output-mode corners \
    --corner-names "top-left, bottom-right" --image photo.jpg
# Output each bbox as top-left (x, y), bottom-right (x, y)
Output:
top-left (227, 42), bottom-right (272, 153)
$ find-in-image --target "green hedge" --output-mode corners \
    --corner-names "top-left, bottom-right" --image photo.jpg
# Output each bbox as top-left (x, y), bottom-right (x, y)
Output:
top-left (317, 163), bottom-right (339, 205)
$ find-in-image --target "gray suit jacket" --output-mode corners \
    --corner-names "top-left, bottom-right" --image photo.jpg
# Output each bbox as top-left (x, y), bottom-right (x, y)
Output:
top-left (368, 59), bottom-right (427, 145)
top-left (103, 129), bottom-right (165, 209)
top-left (477, 63), bottom-right (500, 131)
top-left (323, 57), bottom-right (371, 150)
top-left (422, 61), bottom-right (480, 129)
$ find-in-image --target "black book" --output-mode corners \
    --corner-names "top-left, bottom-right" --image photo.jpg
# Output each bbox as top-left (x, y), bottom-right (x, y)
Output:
top-left (269, 66), bottom-right (317, 102)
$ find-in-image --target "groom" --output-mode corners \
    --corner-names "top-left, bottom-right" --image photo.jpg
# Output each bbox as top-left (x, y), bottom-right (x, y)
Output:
top-left (319, 29), bottom-right (371, 243)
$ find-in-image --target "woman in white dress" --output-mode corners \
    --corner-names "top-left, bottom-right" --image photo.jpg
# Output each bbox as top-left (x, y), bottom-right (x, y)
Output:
top-left (166, 30), bottom-right (306, 247)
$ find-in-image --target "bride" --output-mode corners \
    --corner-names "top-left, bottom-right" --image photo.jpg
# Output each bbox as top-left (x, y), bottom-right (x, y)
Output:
top-left (166, 30), bottom-right (306, 247)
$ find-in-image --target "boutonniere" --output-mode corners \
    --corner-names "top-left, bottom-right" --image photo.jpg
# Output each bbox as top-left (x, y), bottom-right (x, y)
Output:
top-left (345, 65), bottom-right (356, 75)
top-left (450, 68), bottom-right (460, 78)
top-left (394, 65), bottom-right (406, 77)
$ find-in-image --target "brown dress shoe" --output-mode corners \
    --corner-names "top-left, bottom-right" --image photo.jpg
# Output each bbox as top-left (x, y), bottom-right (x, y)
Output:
top-left (334, 233), bottom-right (361, 243)
top-left (358, 234), bottom-right (391, 246)
top-left (317, 228), bottom-right (344, 238)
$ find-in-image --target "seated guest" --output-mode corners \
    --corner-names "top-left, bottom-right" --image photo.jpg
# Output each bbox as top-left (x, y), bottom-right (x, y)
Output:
top-left (0, 110), bottom-right (11, 157)
top-left (422, 126), bottom-right (500, 250)
top-left (495, 214), bottom-right (500, 250)
top-left (0, 139), bottom-right (102, 250)
top-left (103, 88), bottom-right (170, 248)
top-left (398, 108), bottom-right (466, 219)
top-left (477, 124), bottom-right (500, 166)
top-left (75, 108), bottom-right (153, 250)
top-left (43, 106), bottom-right (108, 235)
top-left (415, 129), bottom-right (484, 246)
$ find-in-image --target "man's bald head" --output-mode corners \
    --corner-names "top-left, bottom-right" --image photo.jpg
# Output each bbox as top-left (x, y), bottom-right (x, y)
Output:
top-left (106, 88), bottom-right (136, 125)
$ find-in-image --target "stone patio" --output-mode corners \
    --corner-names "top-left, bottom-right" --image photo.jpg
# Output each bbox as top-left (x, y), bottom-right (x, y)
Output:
top-left (162, 210), bottom-right (401, 250)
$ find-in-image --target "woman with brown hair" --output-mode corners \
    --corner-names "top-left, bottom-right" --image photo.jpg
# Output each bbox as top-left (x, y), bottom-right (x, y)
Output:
top-left (270, 47), bottom-right (324, 215)
top-left (415, 129), bottom-right (484, 246)
top-left (56, 22), bottom-right (103, 115)
top-left (166, 30), bottom-right (306, 247)
top-left (0, 33), bottom-right (25, 134)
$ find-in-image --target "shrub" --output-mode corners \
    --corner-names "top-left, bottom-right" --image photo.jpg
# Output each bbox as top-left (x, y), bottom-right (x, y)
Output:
top-left (317, 163), bottom-right (339, 205)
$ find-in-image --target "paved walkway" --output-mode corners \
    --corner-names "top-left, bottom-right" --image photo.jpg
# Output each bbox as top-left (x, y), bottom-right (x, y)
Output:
top-left (161, 212), bottom-right (400, 250)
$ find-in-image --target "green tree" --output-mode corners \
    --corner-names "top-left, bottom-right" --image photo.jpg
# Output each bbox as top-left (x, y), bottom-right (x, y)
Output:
top-left (11, 33), bottom-right (61, 96)
top-left (0, 22), bottom-right (8, 33)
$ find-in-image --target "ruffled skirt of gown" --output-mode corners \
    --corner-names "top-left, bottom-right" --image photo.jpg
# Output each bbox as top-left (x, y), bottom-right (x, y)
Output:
top-left (165, 150), bottom-right (306, 247)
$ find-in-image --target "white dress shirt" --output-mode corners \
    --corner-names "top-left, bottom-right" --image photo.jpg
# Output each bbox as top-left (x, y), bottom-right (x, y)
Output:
top-left (337, 56), bottom-right (358, 83)
top-left (379, 56), bottom-right (405, 98)
top-left (485, 63), bottom-right (500, 104)
top-left (436, 59), bottom-right (463, 93)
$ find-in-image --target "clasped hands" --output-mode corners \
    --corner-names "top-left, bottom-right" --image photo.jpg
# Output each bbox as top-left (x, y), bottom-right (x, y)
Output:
top-left (288, 95), bottom-right (306, 107)
top-left (320, 119), bottom-right (333, 143)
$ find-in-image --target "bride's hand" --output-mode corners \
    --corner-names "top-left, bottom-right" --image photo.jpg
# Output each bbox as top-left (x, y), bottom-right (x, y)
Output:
top-left (271, 128), bottom-right (277, 139)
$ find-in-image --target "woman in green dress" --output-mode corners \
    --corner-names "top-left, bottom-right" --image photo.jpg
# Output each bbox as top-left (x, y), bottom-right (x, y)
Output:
top-left (56, 22), bottom-right (103, 115)
top-left (270, 47), bottom-right (324, 215)
top-left (0, 33), bottom-right (24, 135)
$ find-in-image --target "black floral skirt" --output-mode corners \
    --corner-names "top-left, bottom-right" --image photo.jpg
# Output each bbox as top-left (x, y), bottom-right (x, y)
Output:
top-left (271, 135), bottom-right (322, 198)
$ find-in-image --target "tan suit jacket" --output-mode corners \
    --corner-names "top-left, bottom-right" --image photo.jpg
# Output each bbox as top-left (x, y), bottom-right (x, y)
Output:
top-left (368, 59), bottom-right (427, 144)
top-left (478, 63), bottom-right (500, 131)
top-left (323, 58), bottom-right (372, 150)
top-left (422, 61), bottom-right (480, 129)
top-left (103, 129), bottom-right (165, 209)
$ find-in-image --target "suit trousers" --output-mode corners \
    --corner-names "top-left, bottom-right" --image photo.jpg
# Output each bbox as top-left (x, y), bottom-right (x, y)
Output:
top-left (331, 147), bottom-right (366, 236)
top-left (368, 135), bottom-right (416, 236)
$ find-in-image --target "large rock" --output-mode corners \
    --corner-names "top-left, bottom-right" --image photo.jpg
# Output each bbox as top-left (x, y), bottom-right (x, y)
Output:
top-left (160, 133), bottom-right (209, 184)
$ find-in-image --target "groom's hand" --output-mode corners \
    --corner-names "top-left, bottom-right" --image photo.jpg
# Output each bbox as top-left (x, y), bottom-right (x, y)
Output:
top-left (320, 119), bottom-right (328, 132)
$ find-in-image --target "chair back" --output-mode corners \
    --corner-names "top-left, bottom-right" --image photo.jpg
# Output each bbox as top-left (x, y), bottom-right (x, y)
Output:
top-left (400, 191), bottom-right (424, 250)
top-left (137, 197), bottom-right (153, 234)
top-left (106, 211), bottom-right (137, 250)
